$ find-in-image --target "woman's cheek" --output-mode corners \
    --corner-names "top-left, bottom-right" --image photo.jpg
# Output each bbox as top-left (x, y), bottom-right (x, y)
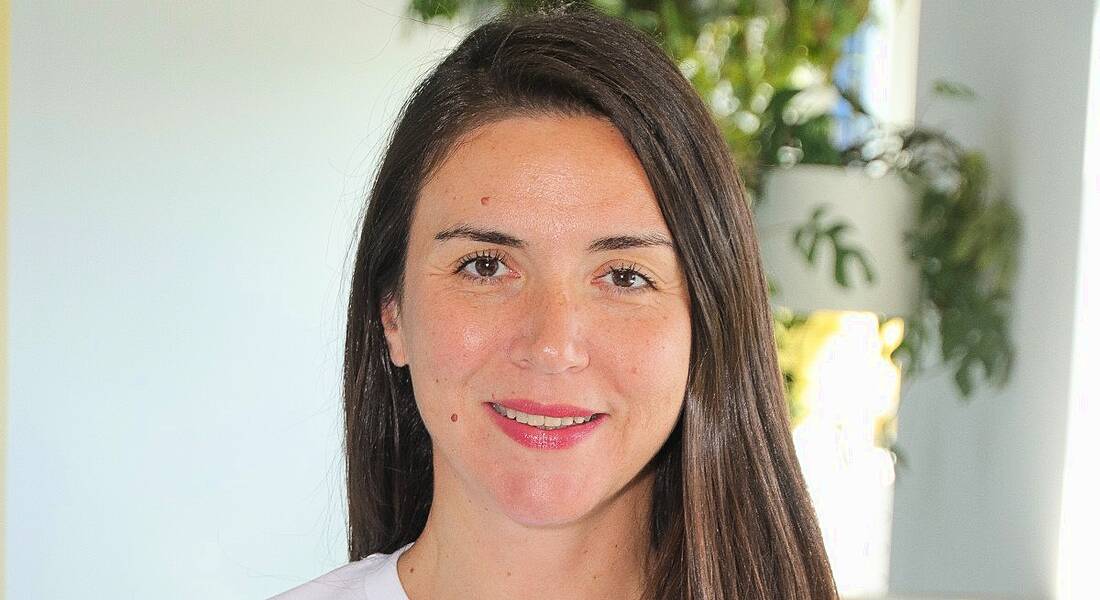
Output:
top-left (424, 303), bottom-right (495, 356)
top-left (603, 309), bottom-right (679, 361)
top-left (458, 319), bottom-right (495, 355)
top-left (413, 299), bottom-right (498, 378)
top-left (606, 310), bottom-right (690, 409)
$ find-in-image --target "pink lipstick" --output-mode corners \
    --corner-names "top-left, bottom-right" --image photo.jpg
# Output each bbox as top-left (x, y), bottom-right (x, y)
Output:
top-left (483, 401), bottom-right (605, 450)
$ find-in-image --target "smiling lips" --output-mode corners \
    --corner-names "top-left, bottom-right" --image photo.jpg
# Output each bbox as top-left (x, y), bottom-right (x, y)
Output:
top-left (491, 398), bottom-right (601, 419)
top-left (484, 399), bottom-right (605, 449)
top-left (490, 402), bottom-right (597, 429)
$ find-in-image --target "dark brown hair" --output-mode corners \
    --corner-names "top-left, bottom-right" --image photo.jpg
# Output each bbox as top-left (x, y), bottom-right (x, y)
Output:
top-left (343, 4), bottom-right (837, 598)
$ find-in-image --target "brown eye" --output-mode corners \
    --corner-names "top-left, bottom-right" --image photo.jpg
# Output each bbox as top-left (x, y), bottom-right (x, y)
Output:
top-left (599, 264), bottom-right (655, 295)
top-left (611, 269), bottom-right (640, 288)
top-left (454, 250), bottom-right (512, 285)
top-left (471, 257), bottom-right (501, 278)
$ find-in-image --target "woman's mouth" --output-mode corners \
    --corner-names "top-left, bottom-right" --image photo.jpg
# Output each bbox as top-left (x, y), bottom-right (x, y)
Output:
top-left (489, 402), bottom-right (598, 430)
top-left (484, 402), bottom-right (605, 449)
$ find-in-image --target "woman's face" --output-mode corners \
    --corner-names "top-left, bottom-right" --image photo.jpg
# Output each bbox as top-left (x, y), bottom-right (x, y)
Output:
top-left (382, 114), bottom-right (692, 527)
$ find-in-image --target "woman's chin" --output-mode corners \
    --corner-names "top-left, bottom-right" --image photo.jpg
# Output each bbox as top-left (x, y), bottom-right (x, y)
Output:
top-left (492, 474), bottom-right (601, 528)
top-left (501, 503), bottom-right (593, 528)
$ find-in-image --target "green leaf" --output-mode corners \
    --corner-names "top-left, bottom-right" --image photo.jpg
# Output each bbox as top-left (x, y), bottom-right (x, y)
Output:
top-left (954, 357), bottom-right (975, 398)
top-left (932, 79), bottom-right (978, 101)
top-left (824, 222), bottom-right (850, 237)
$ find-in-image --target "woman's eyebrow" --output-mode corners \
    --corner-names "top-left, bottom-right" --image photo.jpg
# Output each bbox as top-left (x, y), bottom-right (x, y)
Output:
top-left (434, 224), bottom-right (527, 248)
top-left (587, 233), bottom-right (673, 252)
top-left (433, 223), bottom-right (674, 252)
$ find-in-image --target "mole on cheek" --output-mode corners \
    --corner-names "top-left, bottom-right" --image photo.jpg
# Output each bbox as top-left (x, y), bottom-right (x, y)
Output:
top-left (451, 413), bottom-right (459, 422)
top-left (480, 196), bottom-right (490, 206)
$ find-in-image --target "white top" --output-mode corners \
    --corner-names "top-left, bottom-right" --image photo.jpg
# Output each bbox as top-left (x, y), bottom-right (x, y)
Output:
top-left (268, 542), bottom-right (414, 600)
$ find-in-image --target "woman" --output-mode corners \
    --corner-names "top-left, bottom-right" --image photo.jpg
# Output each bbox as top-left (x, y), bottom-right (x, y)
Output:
top-left (273, 4), bottom-right (836, 599)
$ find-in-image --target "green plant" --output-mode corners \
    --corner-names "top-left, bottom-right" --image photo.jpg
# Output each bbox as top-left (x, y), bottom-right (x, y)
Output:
top-left (792, 204), bottom-right (877, 288)
top-left (410, 0), bottom-right (870, 193)
top-left (406, 0), bottom-right (1020, 400)
top-left (858, 116), bottom-right (1020, 397)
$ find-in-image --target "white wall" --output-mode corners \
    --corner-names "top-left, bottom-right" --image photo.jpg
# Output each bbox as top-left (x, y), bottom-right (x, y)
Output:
top-left (6, 2), bottom-right (460, 598)
top-left (888, 1), bottom-right (1098, 598)
top-left (1056, 6), bottom-right (1100, 598)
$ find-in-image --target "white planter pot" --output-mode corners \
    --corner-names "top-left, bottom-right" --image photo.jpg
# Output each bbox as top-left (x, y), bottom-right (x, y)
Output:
top-left (754, 164), bottom-right (918, 317)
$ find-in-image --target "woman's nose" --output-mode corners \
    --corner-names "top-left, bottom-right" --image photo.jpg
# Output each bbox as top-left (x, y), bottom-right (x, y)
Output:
top-left (509, 283), bottom-right (590, 374)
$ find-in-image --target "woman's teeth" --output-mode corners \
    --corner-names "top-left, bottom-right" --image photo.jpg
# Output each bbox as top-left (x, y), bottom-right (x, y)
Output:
top-left (490, 403), bottom-right (596, 430)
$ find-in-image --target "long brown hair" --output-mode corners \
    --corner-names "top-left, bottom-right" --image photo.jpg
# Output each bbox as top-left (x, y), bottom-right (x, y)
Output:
top-left (343, 4), bottom-right (837, 598)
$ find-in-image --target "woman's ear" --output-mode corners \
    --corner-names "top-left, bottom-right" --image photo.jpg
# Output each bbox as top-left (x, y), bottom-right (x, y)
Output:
top-left (380, 297), bottom-right (409, 368)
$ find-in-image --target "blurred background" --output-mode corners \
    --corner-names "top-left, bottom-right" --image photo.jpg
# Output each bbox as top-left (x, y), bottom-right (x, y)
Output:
top-left (1, 0), bottom-right (1097, 598)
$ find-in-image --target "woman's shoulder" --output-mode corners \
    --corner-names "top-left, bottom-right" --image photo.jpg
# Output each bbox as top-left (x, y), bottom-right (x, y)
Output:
top-left (266, 543), bottom-right (413, 600)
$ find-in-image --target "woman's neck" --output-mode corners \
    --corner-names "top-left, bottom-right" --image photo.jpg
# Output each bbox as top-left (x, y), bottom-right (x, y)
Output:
top-left (396, 461), bottom-right (655, 600)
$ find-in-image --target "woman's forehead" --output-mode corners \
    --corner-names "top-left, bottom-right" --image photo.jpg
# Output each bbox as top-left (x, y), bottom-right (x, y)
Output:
top-left (415, 115), bottom-right (670, 245)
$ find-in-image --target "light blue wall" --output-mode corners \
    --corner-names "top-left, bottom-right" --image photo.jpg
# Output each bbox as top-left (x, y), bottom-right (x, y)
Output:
top-left (6, 2), bottom-right (460, 598)
top-left (888, 1), bottom-right (1098, 598)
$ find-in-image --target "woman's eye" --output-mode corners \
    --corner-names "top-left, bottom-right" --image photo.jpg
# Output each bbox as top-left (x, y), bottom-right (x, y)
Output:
top-left (454, 252), bottom-right (656, 294)
top-left (455, 252), bottom-right (511, 284)
top-left (599, 266), bottom-right (655, 294)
